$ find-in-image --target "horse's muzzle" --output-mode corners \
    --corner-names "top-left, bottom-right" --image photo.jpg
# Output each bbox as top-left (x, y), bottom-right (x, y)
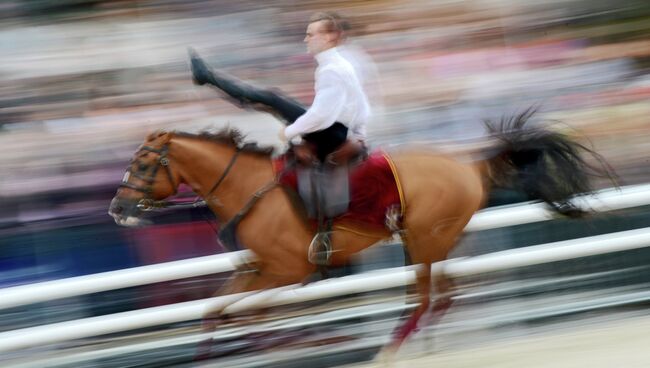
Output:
top-left (109, 197), bottom-right (150, 227)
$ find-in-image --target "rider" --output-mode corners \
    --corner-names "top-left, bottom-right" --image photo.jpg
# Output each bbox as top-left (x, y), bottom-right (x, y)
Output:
top-left (191, 12), bottom-right (372, 264)
top-left (190, 11), bottom-right (371, 164)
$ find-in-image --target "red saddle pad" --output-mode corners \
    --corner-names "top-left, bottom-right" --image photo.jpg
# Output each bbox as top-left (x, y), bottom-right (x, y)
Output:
top-left (273, 150), bottom-right (403, 230)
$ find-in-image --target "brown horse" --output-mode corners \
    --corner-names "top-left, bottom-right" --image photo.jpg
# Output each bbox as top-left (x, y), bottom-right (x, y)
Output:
top-left (109, 109), bottom-right (611, 353)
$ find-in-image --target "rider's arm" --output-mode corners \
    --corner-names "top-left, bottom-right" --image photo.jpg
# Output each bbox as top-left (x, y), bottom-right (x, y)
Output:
top-left (350, 121), bottom-right (366, 141)
top-left (284, 69), bottom-right (346, 141)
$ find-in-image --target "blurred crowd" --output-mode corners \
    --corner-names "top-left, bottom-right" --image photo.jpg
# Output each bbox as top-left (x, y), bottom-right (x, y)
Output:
top-left (1, 0), bottom-right (649, 284)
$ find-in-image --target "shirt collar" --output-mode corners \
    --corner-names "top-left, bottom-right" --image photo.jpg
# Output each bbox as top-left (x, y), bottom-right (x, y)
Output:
top-left (315, 47), bottom-right (340, 65)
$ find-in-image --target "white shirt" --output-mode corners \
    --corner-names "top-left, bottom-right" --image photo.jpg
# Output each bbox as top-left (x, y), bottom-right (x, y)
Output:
top-left (284, 47), bottom-right (370, 142)
top-left (338, 43), bottom-right (385, 123)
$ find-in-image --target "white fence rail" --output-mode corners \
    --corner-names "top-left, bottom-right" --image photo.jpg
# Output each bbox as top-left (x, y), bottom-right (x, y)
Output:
top-left (443, 227), bottom-right (650, 277)
top-left (465, 183), bottom-right (650, 231)
top-left (1, 226), bottom-right (650, 353)
top-left (0, 267), bottom-right (419, 353)
top-left (0, 252), bottom-right (251, 311)
top-left (1, 184), bottom-right (649, 311)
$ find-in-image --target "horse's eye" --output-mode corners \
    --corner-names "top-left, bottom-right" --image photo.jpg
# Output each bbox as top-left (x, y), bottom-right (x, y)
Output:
top-left (138, 163), bottom-right (148, 172)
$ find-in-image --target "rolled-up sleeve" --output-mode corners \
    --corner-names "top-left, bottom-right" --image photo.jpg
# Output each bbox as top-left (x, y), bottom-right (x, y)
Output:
top-left (284, 70), bottom-right (346, 140)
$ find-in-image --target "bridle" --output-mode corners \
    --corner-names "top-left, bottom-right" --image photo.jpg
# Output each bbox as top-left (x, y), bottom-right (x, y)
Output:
top-left (119, 144), bottom-right (243, 211)
top-left (119, 144), bottom-right (177, 211)
top-left (118, 142), bottom-right (275, 252)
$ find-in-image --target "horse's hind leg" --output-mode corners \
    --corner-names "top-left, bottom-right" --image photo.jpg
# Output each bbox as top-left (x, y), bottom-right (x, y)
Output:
top-left (386, 220), bottom-right (463, 353)
top-left (390, 257), bottom-right (431, 350)
top-left (429, 264), bottom-right (456, 323)
top-left (416, 262), bottom-right (456, 352)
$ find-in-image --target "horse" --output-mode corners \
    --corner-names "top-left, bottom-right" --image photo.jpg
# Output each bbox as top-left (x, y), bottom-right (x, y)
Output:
top-left (109, 109), bottom-right (612, 355)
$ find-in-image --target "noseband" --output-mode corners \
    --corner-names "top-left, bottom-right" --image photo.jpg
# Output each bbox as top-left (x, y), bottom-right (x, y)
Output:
top-left (119, 144), bottom-right (177, 211)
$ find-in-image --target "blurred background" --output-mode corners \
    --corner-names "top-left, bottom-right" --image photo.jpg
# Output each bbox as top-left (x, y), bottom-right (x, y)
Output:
top-left (1, 0), bottom-right (650, 367)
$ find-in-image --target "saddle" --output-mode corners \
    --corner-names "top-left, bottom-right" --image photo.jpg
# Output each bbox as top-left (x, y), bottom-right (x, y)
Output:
top-left (291, 139), bottom-right (367, 219)
top-left (278, 141), bottom-right (403, 266)
top-left (276, 145), bottom-right (402, 228)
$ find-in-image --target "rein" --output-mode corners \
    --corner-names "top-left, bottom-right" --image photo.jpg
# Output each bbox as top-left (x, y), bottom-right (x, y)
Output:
top-left (217, 179), bottom-right (278, 251)
top-left (205, 146), bottom-right (242, 199)
top-left (203, 146), bottom-right (282, 251)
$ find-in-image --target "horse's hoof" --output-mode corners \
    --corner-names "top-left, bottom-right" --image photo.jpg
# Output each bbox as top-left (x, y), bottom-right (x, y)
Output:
top-left (375, 345), bottom-right (398, 367)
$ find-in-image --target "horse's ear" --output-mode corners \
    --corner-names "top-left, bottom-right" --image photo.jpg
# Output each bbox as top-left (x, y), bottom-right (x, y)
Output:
top-left (145, 131), bottom-right (157, 141)
top-left (144, 130), bottom-right (172, 143)
top-left (158, 130), bottom-right (172, 143)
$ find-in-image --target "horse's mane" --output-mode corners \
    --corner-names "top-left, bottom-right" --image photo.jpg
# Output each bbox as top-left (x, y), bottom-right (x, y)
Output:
top-left (173, 128), bottom-right (275, 156)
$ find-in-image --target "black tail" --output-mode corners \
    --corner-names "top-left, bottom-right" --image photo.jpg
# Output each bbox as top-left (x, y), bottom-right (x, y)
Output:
top-left (485, 108), bottom-right (617, 218)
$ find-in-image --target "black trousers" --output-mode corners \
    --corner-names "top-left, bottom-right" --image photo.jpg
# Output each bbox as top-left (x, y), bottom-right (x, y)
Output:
top-left (204, 70), bottom-right (348, 161)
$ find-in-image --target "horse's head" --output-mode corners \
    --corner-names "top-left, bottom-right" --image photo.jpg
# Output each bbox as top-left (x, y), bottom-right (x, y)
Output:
top-left (109, 130), bottom-right (178, 227)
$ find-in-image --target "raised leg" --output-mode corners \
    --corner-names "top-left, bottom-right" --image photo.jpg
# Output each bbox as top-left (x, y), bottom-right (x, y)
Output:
top-left (188, 48), bottom-right (306, 124)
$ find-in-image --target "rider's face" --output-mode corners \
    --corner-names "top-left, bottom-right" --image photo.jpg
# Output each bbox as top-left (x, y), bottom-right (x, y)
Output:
top-left (304, 21), bottom-right (334, 55)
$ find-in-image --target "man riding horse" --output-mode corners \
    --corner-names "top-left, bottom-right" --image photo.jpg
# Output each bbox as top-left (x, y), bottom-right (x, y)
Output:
top-left (190, 11), bottom-right (371, 262)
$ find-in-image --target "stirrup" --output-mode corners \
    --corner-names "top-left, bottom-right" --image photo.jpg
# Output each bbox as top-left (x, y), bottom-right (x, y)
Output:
top-left (308, 232), bottom-right (332, 265)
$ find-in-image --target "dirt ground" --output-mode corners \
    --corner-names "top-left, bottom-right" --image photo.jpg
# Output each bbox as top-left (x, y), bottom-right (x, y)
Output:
top-left (347, 314), bottom-right (650, 368)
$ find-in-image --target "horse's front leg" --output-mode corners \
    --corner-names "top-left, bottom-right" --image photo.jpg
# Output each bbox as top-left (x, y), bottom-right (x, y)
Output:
top-left (202, 268), bottom-right (260, 326)
top-left (196, 269), bottom-right (261, 360)
top-left (196, 265), bottom-right (311, 360)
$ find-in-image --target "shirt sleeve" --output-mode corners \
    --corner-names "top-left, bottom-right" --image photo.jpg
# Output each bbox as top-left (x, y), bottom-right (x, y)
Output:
top-left (351, 121), bottom-right (366, 141)
top-left (284, 69), bottom-right (347, 140)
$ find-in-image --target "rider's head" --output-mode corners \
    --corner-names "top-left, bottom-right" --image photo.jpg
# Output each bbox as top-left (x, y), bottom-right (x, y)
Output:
top-left (304, 12), bottom-right (348, 55)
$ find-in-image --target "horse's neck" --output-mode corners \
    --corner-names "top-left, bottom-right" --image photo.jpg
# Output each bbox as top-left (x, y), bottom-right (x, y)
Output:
top-left (170, 138), bottom-right (273, 218)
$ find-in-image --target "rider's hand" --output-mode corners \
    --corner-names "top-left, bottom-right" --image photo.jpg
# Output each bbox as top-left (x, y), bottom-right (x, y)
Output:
top-left (293, 145), bottom-right (317, 166)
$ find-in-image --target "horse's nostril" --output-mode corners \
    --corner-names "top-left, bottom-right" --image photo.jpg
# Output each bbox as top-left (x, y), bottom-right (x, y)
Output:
top-left (113, 206), bottom-right (123, 214)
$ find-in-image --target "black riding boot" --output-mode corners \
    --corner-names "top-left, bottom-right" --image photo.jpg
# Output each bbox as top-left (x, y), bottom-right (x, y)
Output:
top-left (189, 48), bottom-right (306, 123)
top-left (190, 49), bottom-right (255, 106)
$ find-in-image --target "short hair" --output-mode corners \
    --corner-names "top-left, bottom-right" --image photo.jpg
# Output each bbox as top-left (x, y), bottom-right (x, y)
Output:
top-left (309, 11), bottom-right (350, 35)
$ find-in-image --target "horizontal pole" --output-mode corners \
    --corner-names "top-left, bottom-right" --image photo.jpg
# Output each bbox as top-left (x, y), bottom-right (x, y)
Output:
top-left (0, 251), bottom-right (252, 311)
top-left (444, 227), bottom-right (650, 277)
top-left (221, 266), bottom-right (420, 314)
top-left (466, 183), bottom-right (650, 231)
top-left (215, 227), bottom-right (650, 313)
top-left (1, 184), bottom-right (648, 311)
top-left (6, 303), bottom-right (416, 368)
top-left (0, 266), bottom-right (418, 353)
top-left (0, 291), bottom-right (254, 354)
